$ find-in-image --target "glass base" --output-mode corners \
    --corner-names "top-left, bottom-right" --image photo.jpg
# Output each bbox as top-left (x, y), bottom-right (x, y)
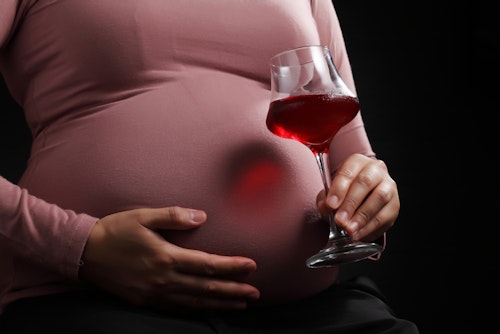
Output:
top-left (306, 236), bottom-right (382, 268)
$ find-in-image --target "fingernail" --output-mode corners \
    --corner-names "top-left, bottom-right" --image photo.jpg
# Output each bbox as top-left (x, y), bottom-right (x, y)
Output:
top-left (326, 195), bottom-right (339, 208)
top-left (248, 291), bottom-right (260, 300)
top-left (189, 209), bottom-right (206, 223)
top-left (335, 210), bottom-right (348, 223)
top-left (348, 221), bottom-right (359, 235)
top-left (244, 261), bottom-right (257, 271)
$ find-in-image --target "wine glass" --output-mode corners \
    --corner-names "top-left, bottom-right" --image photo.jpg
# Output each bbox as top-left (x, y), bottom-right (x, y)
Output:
top-left (266, 45), bottom-right (382, 268)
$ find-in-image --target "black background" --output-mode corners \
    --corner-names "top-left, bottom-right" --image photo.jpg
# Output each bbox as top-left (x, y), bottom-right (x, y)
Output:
top-left (0, 1), bottom-right (495, 333)
top-left (333, 1), bottom-right (494, 333)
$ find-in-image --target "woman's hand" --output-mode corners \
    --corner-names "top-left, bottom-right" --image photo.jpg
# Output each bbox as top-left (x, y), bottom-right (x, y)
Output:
top-left (79, 206), bottom-right (260, 310)
top-left (317, 153), bottom-right (400, 242)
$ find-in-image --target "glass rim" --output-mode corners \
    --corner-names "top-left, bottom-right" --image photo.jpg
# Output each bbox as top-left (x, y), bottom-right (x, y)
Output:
top-left (269, 45), bottom-right (330, 67)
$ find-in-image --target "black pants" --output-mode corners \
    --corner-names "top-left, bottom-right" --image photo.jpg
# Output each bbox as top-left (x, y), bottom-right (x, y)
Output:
top-left (0, 276), bottom-right (419, 334)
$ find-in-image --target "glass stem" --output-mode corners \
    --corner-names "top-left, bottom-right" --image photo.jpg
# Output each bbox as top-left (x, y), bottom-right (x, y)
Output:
top-left (314, 152), bottom-right (347, 240)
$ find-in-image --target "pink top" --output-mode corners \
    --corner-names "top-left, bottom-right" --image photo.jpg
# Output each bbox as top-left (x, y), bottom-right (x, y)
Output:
top-left (0, 0), bottom-right (376, 313)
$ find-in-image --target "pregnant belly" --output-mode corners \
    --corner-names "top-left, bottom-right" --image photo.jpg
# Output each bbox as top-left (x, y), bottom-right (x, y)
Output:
top-left (20, 75), bottom-right (339, 302)
top-left (162, 187), bottom-right (339, 304)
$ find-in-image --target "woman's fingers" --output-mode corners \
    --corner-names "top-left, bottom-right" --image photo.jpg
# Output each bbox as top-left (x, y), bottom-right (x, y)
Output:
top-left (325, 154), bottom-right (399, 240)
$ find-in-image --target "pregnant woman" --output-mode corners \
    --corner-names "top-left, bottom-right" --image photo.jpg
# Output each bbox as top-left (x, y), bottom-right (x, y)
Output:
top-left (0, 1), bottom-right (417, 333)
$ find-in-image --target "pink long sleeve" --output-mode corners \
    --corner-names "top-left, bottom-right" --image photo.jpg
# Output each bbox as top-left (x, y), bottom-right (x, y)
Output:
top-left (312, 0), bottom-right (376, 170)
top-left (0, 174), bottom-right (98, 312)
top-left (0, 176), bottom-right (97, 278)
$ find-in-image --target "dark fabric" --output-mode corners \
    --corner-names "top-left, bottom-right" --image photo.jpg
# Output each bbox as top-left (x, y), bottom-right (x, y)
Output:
top-left (0, 276), bottom-right (419, 334)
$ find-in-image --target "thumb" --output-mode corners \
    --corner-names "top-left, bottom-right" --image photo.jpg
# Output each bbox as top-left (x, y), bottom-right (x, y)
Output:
top-left (135, 206), bottom-right (207, 231)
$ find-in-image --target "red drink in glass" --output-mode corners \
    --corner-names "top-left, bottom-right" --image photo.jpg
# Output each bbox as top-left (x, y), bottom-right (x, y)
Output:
top-left (266, 94), bottom-right (359, 154)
